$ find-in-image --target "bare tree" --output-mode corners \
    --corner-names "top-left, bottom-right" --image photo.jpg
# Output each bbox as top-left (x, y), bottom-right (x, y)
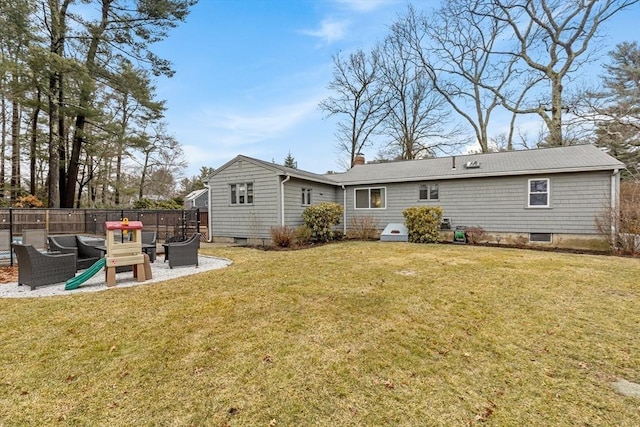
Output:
top-left (476, 0), bottom-right (639, 146)
top-left (377, 25), bottom-right (461, 160)
top-left (394, 2), bottom-right (525, 153)
top-left (132, 121), bottom-right (186, 199)
top-left (319, 49), bottom-right (389, 168)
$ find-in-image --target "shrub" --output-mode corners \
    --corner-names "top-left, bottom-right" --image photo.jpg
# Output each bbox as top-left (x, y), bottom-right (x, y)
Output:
top-left (348, 215), bottom-right (379, 240)
top-left (596, 180), bottom-right (640, 255)
top-left (295, 225), bottom-right (313, 245)
top-left (402, 206), bottom-right (442, 243)
top-left (466, 226), bottom-right (487, 245)
top-left (270, 226), bottom-right (296, 248)
top-left (133, 198), bottom-right (181, 209)
top-left (302, 202), bottom-right (343, 242)
top-left (14, 195), bottom-right (43, 208)
top-left (509, 234), bottom-right (529, 248)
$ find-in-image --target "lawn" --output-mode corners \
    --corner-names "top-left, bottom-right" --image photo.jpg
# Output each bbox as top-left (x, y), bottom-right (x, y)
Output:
top-left (0, 242), bottom-right (638, 426)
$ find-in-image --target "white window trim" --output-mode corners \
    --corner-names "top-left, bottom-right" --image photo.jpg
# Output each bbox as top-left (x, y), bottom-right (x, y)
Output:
top-left (527, 178), bottom-right (550, 208)
top-left (301, 188), bottom-right (312, 206)
top-left (354, 187), bottom-right (387, 210)
top-left (230, 182), bottom-right (254, 206)
top-left (419, 183), bottom-right (439, 201)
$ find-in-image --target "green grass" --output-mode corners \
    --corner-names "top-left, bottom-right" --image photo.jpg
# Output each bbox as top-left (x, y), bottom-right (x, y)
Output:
top-left (0, 242), bottom-right (638, 426)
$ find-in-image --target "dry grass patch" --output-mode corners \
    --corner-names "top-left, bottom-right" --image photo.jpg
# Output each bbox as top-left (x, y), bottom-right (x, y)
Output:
top-left (0, 242), bottom-right (638, 425)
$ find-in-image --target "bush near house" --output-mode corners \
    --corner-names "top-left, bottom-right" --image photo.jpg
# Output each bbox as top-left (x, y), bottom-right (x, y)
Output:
top-left (295, 225), bottom-right (313, 245)
top-left (403, 206), bottom-right (442, 243)
top-left (347, 215), bottom-right (379, 240)
top-left (270, 226), bottom-right (296, 248)
top-left (466, 226), bottom-right (488, 244)
top-left (596, 180), bottom-right (640, 255)
top-left (302, 202), bottom-right (343, 243)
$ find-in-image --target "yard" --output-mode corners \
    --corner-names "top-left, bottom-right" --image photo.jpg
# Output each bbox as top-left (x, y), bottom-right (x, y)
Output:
top-left (0, 242), bottom-right (638, 426)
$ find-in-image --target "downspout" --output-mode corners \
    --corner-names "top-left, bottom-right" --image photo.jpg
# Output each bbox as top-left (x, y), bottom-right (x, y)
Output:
top-left (281, 175), bottom-right (291, 226)
top-left (204, 181), bottom-right (213, 242)
top-left (342, 185), bottom-right (346, 235)
top-left (610, 169), bottom-right (619, 246)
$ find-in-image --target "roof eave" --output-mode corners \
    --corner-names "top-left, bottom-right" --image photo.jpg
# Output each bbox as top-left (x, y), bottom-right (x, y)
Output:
top-left (336, 165), bottom-right (623, 186)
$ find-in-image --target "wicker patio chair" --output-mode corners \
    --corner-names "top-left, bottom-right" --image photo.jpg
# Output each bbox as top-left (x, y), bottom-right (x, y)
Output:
top-left (162, 235), bottom-right (186, 263)
top-left (12, 243), bottom-right (77, 290)
top-left (166, 233), bottom-right (201, 269)
top-left (141, 231), bottom-right (157, 262)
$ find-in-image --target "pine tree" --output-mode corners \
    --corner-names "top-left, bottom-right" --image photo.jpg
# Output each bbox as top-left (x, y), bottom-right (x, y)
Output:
top-left (592, 42), bottom-right (640, 178)
top-left (284, 151), bottom-right (297, 169)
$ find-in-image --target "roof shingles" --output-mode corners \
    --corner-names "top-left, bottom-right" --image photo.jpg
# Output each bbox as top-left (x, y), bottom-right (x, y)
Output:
top-left (326, 144), bottom-right (624, 185)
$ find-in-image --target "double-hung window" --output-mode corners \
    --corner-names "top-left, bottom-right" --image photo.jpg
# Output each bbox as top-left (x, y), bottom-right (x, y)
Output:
top-left (528, 178), bottom-right (549, 207)
top-left (301, 188), bottom-right (312, 206)
top-left (355, 187), bottom-right (386, 209)
top-left (230, 183), bottom-right (253, 205)
top-left (419, 183), bottom-right (439, 201)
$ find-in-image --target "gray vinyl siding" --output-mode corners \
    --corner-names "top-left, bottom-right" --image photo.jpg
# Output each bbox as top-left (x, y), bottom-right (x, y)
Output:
top-left (283, 178), bottom-right (340, 227)
top-left (210, 160), bottom-right (280, 239)
top-left (344, 171), bottom-right (613, 235)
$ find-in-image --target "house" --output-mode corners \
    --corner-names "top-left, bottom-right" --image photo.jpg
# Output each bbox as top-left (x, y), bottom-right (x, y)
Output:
top-left (206, 144), bottom-right (624, 249)
top-left (184, 188), bottom-right (208, 211)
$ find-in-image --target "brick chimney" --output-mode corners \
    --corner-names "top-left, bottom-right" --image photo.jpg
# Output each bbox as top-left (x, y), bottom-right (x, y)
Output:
top-left (353, 153), bottom-right (365, 166)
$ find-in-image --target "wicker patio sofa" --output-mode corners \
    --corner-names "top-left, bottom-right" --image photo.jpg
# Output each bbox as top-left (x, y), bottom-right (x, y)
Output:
top-left (164, 233), bottom-right (201, 269)
top-left (12, 243), bottom-right (77, 290)
top-left (48, 235), bottom-right (104, 270)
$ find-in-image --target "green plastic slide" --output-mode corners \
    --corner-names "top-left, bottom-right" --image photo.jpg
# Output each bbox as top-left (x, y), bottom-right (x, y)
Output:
top-left (65, 258), bottom-right (107, 290)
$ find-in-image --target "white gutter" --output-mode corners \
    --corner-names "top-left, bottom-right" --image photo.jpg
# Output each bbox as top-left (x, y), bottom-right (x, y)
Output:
top-left (204, 181), bottom-right (213, 242)
top-left (281, 175), bottom-right (291, 226)
top-left (342, 185), bottom-right (347, 235)
top-left (610, 169), bottom-right (619, 245)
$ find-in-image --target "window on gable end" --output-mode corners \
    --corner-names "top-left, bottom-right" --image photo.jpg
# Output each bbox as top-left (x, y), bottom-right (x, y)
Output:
top-left (528, 178), bottom-right (549, 208)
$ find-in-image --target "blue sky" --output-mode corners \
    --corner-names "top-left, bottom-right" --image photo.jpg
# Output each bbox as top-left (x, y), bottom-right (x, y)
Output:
top-left (153, 0), bottom-right (640, 178)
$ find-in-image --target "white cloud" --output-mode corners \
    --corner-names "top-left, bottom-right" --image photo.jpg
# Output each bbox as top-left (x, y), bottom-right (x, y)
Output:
top-left (300, 19), bottom-right (349, 44)
top-left (198, 99), bottom-right (320, 146)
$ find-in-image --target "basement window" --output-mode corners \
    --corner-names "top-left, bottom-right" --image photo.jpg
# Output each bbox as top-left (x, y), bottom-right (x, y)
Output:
top-left (530, 233), bottom-right (552, 243)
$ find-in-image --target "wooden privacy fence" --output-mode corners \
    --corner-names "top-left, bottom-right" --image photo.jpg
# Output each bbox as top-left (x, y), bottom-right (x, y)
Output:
top-left (0, 208), bottom-right (206, 266)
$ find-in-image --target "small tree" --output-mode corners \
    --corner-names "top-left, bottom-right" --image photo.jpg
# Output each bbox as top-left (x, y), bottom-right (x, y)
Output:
top-left (403, 206), bottom-right (442, 243)
top-left (302, 202), bottom-right (343, 242)
top-left (283, 151), bottom-right (297, 169)
top-left (347, 215), bottom-right (379, 240)
top-left (596, 180), bottom-right (640, 255)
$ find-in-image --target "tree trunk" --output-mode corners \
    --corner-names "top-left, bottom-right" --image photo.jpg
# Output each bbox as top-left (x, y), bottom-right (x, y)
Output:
top-left (10, 99), bottom-right (20, 203)
top-left (30, 87), bottom-right (40, 195)
top-left (47, 72), bottom-right (60, 207)
top-left (1, 94), bottom-right (6, 200)
top-left (46, 0), bottom-right (71, 208)
top-left (549, 76), bottom-right (564, 146)
top-left (64, 0), bottom-right (111, 208)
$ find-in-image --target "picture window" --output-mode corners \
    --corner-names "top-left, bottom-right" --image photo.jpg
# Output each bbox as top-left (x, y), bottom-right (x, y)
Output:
top-left (355, 187), bottom-right (386, 209)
